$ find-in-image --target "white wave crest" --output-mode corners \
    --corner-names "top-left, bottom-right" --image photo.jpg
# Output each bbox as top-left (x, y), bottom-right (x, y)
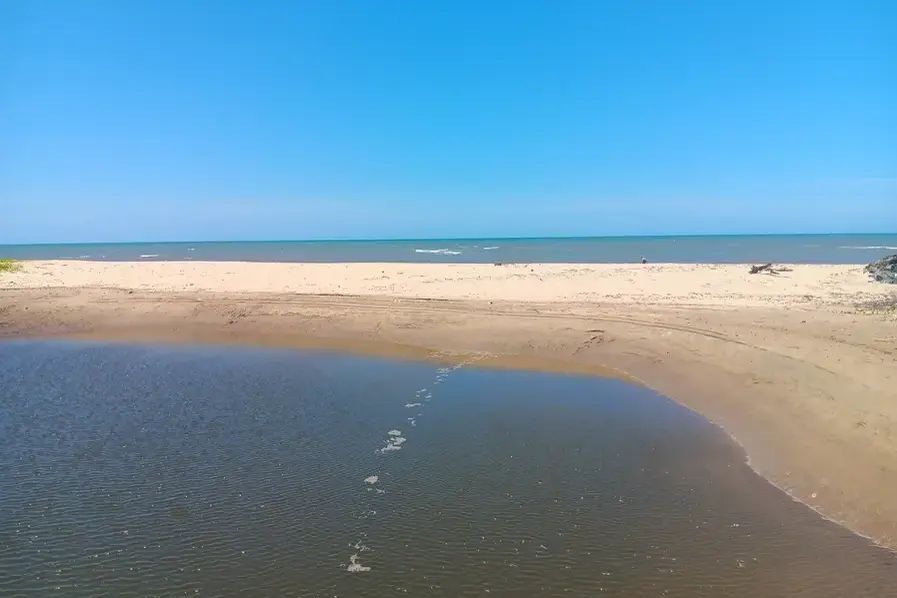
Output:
top-left (840, 246), bottom-right (897, 250)
top-left (139, 254), bottom-right (160, 258)
top-left (414, 248), bottom-right (462, 255)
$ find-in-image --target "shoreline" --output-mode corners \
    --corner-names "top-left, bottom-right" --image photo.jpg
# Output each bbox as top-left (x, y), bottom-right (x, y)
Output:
top-left (2, 261), bottom-right (897, 551)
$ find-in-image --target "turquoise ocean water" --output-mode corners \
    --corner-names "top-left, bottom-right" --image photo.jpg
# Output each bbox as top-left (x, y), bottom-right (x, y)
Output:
top-left (2, 234), bottom-right (896, 264)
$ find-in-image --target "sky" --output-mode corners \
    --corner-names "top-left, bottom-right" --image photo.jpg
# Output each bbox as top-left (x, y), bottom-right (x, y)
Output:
top-left (1, 0), bottom-right (895, 244)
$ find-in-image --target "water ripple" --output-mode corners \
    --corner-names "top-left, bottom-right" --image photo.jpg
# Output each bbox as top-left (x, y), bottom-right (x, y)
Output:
top-left (1, 342), bottom-right (895, 597)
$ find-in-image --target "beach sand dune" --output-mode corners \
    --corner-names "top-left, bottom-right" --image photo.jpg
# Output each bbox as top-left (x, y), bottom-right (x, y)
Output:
top-left (2, 260), bottom-right (896, 550)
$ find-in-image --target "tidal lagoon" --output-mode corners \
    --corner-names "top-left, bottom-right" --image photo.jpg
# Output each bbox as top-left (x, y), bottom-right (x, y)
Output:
top-left (1, 341), bottom-right (894, 597)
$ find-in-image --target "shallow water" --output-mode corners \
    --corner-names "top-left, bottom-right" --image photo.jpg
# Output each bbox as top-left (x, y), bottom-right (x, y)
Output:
top-left (0, 341), bottom-right (894, 597)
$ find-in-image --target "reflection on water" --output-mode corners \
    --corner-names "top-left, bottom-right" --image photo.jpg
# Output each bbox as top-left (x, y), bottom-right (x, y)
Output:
top-left (0, 341), bottom-right (894, 597)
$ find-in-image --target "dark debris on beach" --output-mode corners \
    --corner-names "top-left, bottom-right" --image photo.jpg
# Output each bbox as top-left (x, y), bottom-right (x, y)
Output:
top-left (865, 254), bottom-right (897, 284)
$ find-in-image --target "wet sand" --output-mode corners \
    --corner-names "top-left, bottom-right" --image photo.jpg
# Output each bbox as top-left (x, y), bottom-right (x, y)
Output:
top-left (1, 260), bottom-right (896, 550)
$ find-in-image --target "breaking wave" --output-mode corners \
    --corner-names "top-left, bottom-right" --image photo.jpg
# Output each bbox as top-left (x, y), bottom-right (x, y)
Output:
top-left (840, 246), bottom-right (897, 250)
top-left (414, 248), bottom-right (462, 255)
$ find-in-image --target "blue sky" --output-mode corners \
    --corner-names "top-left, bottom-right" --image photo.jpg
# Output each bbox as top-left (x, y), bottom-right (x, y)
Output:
top-left (1, 0), bottom-right (895, 243)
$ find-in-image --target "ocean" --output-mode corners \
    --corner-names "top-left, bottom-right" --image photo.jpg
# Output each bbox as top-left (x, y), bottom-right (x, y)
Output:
top-left (2, 234), bottom-right (896, 264)
top-left (1, 341), bottom-right (894, 597)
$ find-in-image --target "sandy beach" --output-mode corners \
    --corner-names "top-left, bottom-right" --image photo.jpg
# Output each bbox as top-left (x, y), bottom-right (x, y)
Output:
top-left (2, 260), bottom-right (896, 550)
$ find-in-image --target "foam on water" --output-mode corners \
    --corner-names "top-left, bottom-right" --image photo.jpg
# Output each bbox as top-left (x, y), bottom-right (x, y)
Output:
top-left (138, 254), bottom-right (160, 258)
top-left (379, 436), bottom-right (406, 453)
top-left (347, 553), bottom-right (371, 573)
top-left (840, 245), bottom-right (897, 250)
top-left (352, 362), bottom-right (464, 568)
top-left (413, 248), bottom-right (462, 255)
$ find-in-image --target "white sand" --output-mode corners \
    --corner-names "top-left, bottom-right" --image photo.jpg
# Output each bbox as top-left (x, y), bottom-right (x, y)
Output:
top-left (2, 261), bottom-right (888, 308)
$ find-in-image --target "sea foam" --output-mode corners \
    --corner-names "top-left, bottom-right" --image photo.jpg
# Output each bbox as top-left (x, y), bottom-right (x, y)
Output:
top-left (414, 248), bottom-right (462, 255)
top-left (840, 246), bottom-right (897, 250)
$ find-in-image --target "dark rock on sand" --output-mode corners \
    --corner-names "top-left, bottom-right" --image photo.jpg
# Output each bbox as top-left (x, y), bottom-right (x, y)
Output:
top-left (864, 254), bottom-right (897, 284)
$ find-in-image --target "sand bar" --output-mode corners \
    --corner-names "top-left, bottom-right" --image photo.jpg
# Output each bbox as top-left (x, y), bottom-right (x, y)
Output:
top-left (2, 260), bottom-right (896, 550)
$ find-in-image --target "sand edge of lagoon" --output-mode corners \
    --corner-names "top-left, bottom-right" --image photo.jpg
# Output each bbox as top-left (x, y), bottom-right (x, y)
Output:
top-left (2, 260), bottom-right (896, 551)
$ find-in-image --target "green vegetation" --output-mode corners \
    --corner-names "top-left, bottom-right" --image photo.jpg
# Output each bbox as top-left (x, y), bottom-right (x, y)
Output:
top-left (0, 259), bottom-right (20, 273)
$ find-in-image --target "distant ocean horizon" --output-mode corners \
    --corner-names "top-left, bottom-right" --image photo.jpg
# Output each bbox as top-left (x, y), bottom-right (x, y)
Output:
top-left (2, 233), bottom-right (896, 264)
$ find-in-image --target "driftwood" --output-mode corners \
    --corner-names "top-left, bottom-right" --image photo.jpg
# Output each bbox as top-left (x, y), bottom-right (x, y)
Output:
top-left (749, 263), bottom-right (792, 275)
